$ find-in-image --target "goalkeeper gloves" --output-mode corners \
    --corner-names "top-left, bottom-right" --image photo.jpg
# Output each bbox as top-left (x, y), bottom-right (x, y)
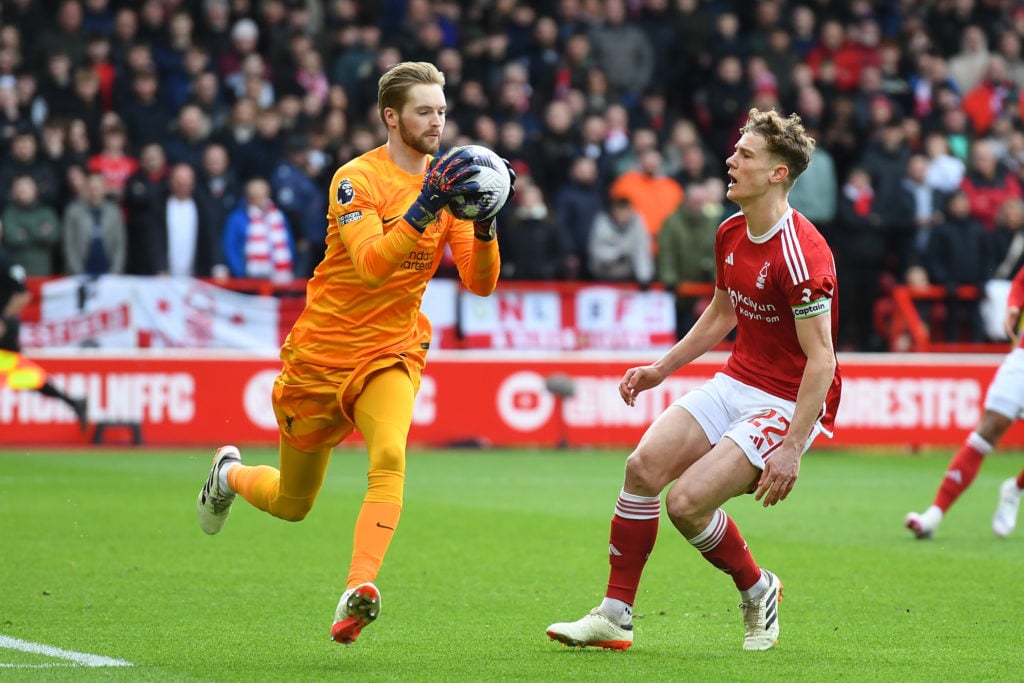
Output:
top-left (472, 158), bottom-right (517, 242)
top-left (404, 148), bottom-right (481, 233)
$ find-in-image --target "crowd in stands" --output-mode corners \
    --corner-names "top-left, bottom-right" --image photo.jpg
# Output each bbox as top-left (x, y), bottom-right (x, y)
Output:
top-left (1, 0), bottom-right (1024, 351)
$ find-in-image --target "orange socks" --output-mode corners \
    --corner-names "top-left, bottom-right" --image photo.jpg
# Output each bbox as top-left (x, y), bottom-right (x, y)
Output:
top-left (347, 499), bottom-right (402, 588)
top-left (228, 464), bottom-right (280, 511)
top-left (227, 442), bottom-right (330, 522)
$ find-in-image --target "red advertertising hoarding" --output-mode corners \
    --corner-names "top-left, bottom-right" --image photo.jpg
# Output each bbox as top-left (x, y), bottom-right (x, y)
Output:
top-left (1, 351), bottom-right (1021, 450)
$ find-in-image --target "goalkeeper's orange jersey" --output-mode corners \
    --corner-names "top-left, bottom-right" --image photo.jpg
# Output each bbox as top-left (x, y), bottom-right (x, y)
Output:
top-left (283, 145), bottom-right (500, 369)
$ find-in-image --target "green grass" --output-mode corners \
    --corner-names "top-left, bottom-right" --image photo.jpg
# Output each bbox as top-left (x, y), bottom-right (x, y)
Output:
top-left (1, 447), bottom-right (1022, 682)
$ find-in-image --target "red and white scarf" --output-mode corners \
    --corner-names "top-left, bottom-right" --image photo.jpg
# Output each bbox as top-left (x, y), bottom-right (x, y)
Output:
top-left (244, 202), bottom-right (293, 281)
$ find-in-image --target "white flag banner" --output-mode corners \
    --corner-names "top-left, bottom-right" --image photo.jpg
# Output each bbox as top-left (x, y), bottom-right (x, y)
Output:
top-left (23, 276), bottom-right (280, 350)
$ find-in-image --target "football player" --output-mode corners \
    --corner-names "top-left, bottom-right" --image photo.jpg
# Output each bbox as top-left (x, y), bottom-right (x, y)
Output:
top-left (196, 61), bottom-right (514, 645)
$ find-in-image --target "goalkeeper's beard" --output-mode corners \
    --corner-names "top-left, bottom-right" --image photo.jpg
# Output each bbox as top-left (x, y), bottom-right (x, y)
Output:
top-left (398, 119), bottom-right (441, 156)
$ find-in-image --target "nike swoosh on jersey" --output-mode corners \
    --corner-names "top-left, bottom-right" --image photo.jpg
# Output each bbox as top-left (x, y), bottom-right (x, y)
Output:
top-left (381, 215), bottom-right (402, 225)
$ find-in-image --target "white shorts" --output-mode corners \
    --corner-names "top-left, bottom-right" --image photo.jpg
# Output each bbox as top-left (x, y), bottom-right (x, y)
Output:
top-left (672, 372), bottom-right (825, 470)
top-left (984, 348), bottom-right (1024, 420)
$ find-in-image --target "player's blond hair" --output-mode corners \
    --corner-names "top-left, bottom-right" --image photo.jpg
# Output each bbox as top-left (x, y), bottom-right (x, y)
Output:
top-left (740, 108), bottom-right (815, 186)
top-left (377, 62), bottom-right (445, 124)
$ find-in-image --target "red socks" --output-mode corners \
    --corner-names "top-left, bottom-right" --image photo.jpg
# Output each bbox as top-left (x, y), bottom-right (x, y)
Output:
top-left (934, 432), bottom-right (991, 512)
top-left (687, 508), bottom-right (761, 592)
top-left (605, 490), bottom-right (660, 605)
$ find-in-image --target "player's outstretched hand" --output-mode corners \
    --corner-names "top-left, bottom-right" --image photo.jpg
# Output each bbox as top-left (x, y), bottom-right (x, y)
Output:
top-left (404, 148), bottom-right (481, 232)
top-left (618, 365), bottom-right (666, 407)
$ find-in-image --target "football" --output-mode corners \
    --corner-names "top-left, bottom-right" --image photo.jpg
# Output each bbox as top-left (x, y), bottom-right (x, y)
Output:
top-left (443, 145), bottom-right (512, 222)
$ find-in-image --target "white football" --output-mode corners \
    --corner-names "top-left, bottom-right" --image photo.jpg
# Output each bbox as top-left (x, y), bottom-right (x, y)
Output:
top-left (444, 144), bottom-right (512, 222)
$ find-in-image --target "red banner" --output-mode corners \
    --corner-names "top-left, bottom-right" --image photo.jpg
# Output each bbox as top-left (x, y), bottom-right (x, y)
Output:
top-left (1, 352), bottom-right (1021, 449)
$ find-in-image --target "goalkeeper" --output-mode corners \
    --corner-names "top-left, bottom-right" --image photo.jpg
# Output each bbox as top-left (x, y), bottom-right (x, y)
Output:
top-left (194, 61), bottom-right (515, 645)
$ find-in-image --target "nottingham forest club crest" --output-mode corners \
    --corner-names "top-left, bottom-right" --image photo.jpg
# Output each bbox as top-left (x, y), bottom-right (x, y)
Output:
top-left (337, 178), bottom-right (355, 205)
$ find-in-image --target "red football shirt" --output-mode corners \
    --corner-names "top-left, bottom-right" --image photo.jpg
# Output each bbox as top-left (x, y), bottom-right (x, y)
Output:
top-left (715, 207), bottom-right (842, 431)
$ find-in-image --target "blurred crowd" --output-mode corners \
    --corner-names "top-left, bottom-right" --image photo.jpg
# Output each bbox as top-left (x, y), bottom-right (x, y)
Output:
top-left (1, 0), bottom-right (1024, 350)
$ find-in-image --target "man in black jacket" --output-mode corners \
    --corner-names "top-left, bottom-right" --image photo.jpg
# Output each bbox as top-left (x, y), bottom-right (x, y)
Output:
top-left (0, 220), bottom-right (88, 431)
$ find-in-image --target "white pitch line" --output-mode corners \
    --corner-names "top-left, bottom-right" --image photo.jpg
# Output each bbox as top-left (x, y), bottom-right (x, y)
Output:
top-left (0, 663), bottom-right (78, 668)
top-left (0, 635), bottom-right (133, 668)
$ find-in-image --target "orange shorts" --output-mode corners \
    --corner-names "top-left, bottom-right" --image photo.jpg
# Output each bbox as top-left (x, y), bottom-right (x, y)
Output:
top-left (272, 349), bottom-right (424, 453)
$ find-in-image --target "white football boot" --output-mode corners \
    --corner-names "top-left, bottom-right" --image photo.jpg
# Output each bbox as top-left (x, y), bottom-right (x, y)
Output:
top-left (331, 583), bottom-right (381, 645)
top-left (546, 608), bottom-right (634, 650)
top-left (905, 506), bottom-right (942, 540)
top-left (739, 569), bottom-right (783, 651)
top-left (196, 446), bottom-right (242, 535)
top-left (993, 478), bottom-right (1022, 538)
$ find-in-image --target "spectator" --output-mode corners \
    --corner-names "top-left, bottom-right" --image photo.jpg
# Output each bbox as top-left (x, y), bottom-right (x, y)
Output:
top-left (996, 27), bottom-right (1024, 88)
top-left (153, 164), bottom-right (227, 279)
top-left (553, 156), bottom-right (603, 281)
top-left (218, 17), bottom-right (261, 81)
top-left (963, 56), bottom-right (1024, 136)
top-left (0, 127), bottom-right (60, 207)
top-left (926, 189), bottom-right (993, 343)
top-left (188, 70), bottom-right (230, 133)
top-left (671, 143), bottom-right (718, 193)
top-left (67, 67), bottom-right (104, 146)
top-left (221, 177), bottom-right (294, 282)
top-left (991, 199), bottom-right (1024, 281)
top-left (903, 153), bottom-right (948, 269)
top-left (109, 6), bottom-right (140, 70)
top-left (112, 40), bottom-right (154, 112)
top-left (64, 119), bottom-right (94, 170)
top-left (589, 0), bottom-right (651, 103)
top-left (911, 53), bottom-right (960, 126)
top-left (837, 166), bottom-right (886, 350)
top-left (270, 137), bottom-right (326, 279)
top-left (657, 178), bottom-right (722, 338)
top-left (30, 0), bottom-right (86, 74)
top-left (234, 105), bottom-right (286, 182)
top-left (81, 0), bottom-right (114, 39)
top-left (695, 55), bottom-right (750, 160)
top-left (788, 118), bottom-right (838, 243)
top-left (152, 11), bottom-right (196, 113)
top-left (120, 65), bottom-right (172, 149)
top-left (225, 53), bottom-right (275, 108)
top-left (707, 10), bottom-right (748, 67)
top-left (0, 82), bottom-right (26, 151)
top-left (948, 25), bottom-right (990, 94)
top-left (608, 146), bottom-right (684, 252)
top-left (860, 118), bottom-right (916, 273)
top-left (196, 0), bottom-right (232, 72)
top-left (196, 142), bottom-right (242, 243)
top-left (494, 119), bottom-right (541, 187)
top-left (499, 181), bottom-right (576, 281)
top-left (163, 104), bottom-right (210, 169)
top-left (38, 118), bottom-right (85, 208)
top-left (122, 142), bottom-right (168, 275)
top-left (87, 119), bottom-right (138, 201)
top-left (0, 175), bottom-right (61, 276)
top-left (5, 0), bottom-right (45, 49)
top-left (37, 50), bottom-right (79, 122)
top-left (62, 171), bottom-right (126, 276)
top-left (923, 130), bottom-right (966, 194)
top-left (534, 99), bottom-right (579, 195)
top-left (961, 138), bottom-right (1023, 232)
top-left (588, 194), bottom-right (654, 286)
top-left (330, 25), bottom-right (380, 118)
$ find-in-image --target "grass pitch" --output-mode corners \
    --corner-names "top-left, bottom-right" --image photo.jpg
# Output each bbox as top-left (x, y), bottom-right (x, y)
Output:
top-left (1, 446), bottom-right (1021, 682)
